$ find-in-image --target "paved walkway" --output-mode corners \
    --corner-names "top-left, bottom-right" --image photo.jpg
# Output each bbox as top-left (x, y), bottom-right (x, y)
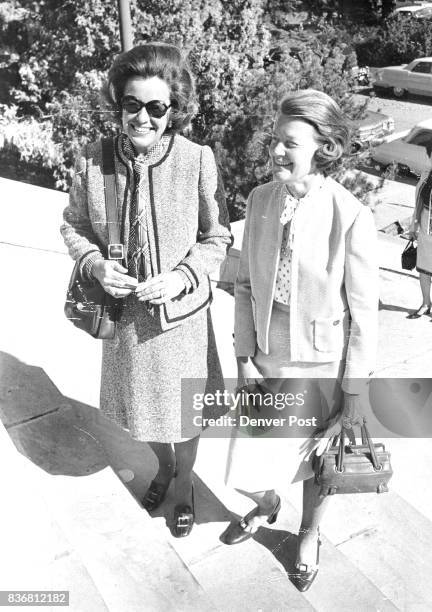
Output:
top-left (1, 176), bottom-right (432, 611)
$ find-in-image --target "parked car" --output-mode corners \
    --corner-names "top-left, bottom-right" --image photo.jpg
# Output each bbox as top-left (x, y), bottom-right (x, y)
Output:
top-left (373, 57), bottom-right (432, 98)
top-left (389, 4), bottom-right (432, 16)
top-left (371, 119), bottom-right (432, 176)
top-left (413, 5), bottom-right (432, 17)
top-left (394, 0), bottom-right (432, 7)
top-left (352, 110), bottom-right (394, 151)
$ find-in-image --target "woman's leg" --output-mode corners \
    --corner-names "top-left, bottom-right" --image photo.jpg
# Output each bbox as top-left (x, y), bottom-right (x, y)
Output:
top-left (243, 489), bottom-right (280, 527)
top-left (419, 272), bottom-right (432, 308)
top-left (148, 441), bottom-right (176, 484)
top-left (297, 477), bottom-right (330, 567)
top-left (173, 435), bottom-right (200, 506)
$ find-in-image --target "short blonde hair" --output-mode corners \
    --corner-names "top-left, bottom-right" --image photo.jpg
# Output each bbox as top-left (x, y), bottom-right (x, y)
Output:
top-left (279, 89), bottom-right (350, 172)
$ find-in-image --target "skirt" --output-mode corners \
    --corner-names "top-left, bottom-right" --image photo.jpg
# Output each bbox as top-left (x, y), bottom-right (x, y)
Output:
top-left (100, 294), bottom-right (225, 443)
top-left (225, 301), bottom-right (345, 491)
top-left (416, 207), bottom-right (432, 275)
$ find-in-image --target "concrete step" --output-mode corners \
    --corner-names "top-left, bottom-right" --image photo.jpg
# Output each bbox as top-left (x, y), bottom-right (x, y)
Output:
top-left (0, 419), bottom-right (218, 612)
top-left (323, 491), bottom-right (432, 611)
top-left (43, 471), bottom-right (216, 612)
top-left (195, 442), bottom-right (398, 612)
top-left (0, 354), bottom-right (218, 612)
top-left (0, 424), bottom-right (109, 612)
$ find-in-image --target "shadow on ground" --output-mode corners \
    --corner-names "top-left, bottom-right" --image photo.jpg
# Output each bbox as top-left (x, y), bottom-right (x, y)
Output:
top-left (378, 301), bottom-right (415, 315)
top-left (0, 351), bottom-right (232, 526)
top-left (254, 526), bottom-right (299, 580)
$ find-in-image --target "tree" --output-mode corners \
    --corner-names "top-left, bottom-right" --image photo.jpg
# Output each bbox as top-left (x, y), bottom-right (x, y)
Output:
top-left (0, 0), bottom-right (376, 218)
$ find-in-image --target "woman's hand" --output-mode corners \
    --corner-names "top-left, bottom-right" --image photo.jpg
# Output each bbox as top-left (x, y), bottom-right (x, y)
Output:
top-left (135, 272), bottom-right (185, 304)
top-left (304, 392), bottom-right (364, 459)
top-left (92, 260), bottom-right (138, 298)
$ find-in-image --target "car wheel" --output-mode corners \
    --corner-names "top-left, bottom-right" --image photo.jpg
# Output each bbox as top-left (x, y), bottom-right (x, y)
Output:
top-left (397, 163), bottom-right (410, 175)
top-left (373, 162), bottom-right (389, 173)
top-left (393, 86), bottom-right (406, 98)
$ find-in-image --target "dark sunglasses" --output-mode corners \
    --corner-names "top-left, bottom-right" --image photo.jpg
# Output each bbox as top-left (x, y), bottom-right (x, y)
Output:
top-left (120, 96), bottom-right (172, 118)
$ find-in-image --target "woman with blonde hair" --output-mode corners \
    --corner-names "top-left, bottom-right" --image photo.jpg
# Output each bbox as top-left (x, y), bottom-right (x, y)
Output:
top-left (221, 89), bottom-right (378, 591)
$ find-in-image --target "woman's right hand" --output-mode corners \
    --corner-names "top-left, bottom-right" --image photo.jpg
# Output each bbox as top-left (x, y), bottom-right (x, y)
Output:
top-left (92, 260), bottom-right (138, 298)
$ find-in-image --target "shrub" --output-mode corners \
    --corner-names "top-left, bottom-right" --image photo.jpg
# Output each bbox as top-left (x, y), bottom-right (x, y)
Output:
top-left (0, 0), bottom-right (379, 219)
top-left (356, 17), bottom-right (432, 67)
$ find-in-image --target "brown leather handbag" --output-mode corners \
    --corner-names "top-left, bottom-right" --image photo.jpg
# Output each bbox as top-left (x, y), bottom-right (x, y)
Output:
top-left (313, 419), bottom-right (393, 496)
top-left (64, 138), bottom-right (124, 339)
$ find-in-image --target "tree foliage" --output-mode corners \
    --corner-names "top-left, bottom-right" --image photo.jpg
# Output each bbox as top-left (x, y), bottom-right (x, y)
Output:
top-left (0, 0), bottom-right (373, 218)
top-left (356, 16), bottom-right (432, 67)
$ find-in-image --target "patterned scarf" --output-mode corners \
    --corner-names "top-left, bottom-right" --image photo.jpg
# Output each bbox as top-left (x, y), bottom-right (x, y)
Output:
top-left (120, 134), bottom-right (170, 281)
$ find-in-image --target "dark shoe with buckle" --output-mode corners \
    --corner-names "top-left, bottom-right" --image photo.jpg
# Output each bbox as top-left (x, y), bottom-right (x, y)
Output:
top-left (172, 485), bottom-right (195, 538)
top-left (219, 495), bottom-right (281, 545)
top-left (142, 479), bottom-right (172, 512)
top-left (407, 306), bottom-right (431, 319)
top-left (290, 529), bottom-right (321, 593)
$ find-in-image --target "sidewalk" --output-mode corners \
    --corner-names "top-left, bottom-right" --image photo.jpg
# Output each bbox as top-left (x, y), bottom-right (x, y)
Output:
top-left (1, 176), bottom-right (432, 611)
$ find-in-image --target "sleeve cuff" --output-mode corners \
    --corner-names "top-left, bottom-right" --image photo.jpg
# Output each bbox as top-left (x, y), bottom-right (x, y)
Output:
top-left (173, 269), bottom-right (192, 294)
top-left (174, 264), bottom-right (197, 293)
top-left (79, 251), bottom-right (104, 282)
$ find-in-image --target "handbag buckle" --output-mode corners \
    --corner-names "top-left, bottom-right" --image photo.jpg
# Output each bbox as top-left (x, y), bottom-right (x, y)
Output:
top-left (108, 243), bottom-right (125, 260)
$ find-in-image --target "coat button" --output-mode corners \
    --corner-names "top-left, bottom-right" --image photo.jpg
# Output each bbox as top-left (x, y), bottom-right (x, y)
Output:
top-left (333, 320), bottom-right (340, 326)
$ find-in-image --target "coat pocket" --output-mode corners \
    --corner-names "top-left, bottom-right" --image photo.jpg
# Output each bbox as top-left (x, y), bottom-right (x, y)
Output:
top-left (313, 316), bottom-right (343, 353)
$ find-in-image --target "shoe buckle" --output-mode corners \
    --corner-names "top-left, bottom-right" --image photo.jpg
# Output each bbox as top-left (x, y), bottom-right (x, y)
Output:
top-left (239, 518), bottom-right (256, 533)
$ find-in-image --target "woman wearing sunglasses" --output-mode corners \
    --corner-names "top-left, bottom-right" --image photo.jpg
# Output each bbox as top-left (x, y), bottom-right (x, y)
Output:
top-left (61, 42), bottom-right (232, 537)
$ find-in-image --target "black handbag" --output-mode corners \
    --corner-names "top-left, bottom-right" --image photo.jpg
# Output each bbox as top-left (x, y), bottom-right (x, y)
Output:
top-left (401, 239), bottom-right (417, 270)
top-left (64, 138), bottom-right (124, 339)
top-left (313, 419), bottom-right (393, 496)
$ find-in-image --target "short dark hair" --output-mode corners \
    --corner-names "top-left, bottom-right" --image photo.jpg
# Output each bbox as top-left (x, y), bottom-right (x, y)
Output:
top-left (279, 89), bottom-right (350, 172)
top-left (104, 42), bottom-right (197, 132)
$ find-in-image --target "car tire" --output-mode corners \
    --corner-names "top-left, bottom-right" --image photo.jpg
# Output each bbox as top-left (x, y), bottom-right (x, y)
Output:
top-left (374, 162), bottom-right (390, 174)
top-left (397, 163), bottom-right (419, 178)
top-left (393, 86), bottom-right (406, 98)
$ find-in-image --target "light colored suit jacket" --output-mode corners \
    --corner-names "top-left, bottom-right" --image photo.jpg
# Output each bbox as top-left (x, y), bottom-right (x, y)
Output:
top-left (234, 177), bottom-right (379, 393)
top-left (61, 134), bottom-right (232, 331)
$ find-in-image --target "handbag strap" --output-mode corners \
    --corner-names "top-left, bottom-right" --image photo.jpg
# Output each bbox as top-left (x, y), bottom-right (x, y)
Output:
top-left (402, 239), bottom-right (415, 253)
top-left (101, 137), bottom-right (122, 260)
top-left (337, 418), bottom-right (381, 472)
top-left (361, 420), bottom-right (380, 470)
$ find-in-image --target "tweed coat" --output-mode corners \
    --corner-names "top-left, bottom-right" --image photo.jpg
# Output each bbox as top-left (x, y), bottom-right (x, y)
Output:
top-left (61, 134), bottom-right (232, 330)
top-left (61, 134), bottom-right (232, 442)
top-left (234, 177), bottom-right (379, 394)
